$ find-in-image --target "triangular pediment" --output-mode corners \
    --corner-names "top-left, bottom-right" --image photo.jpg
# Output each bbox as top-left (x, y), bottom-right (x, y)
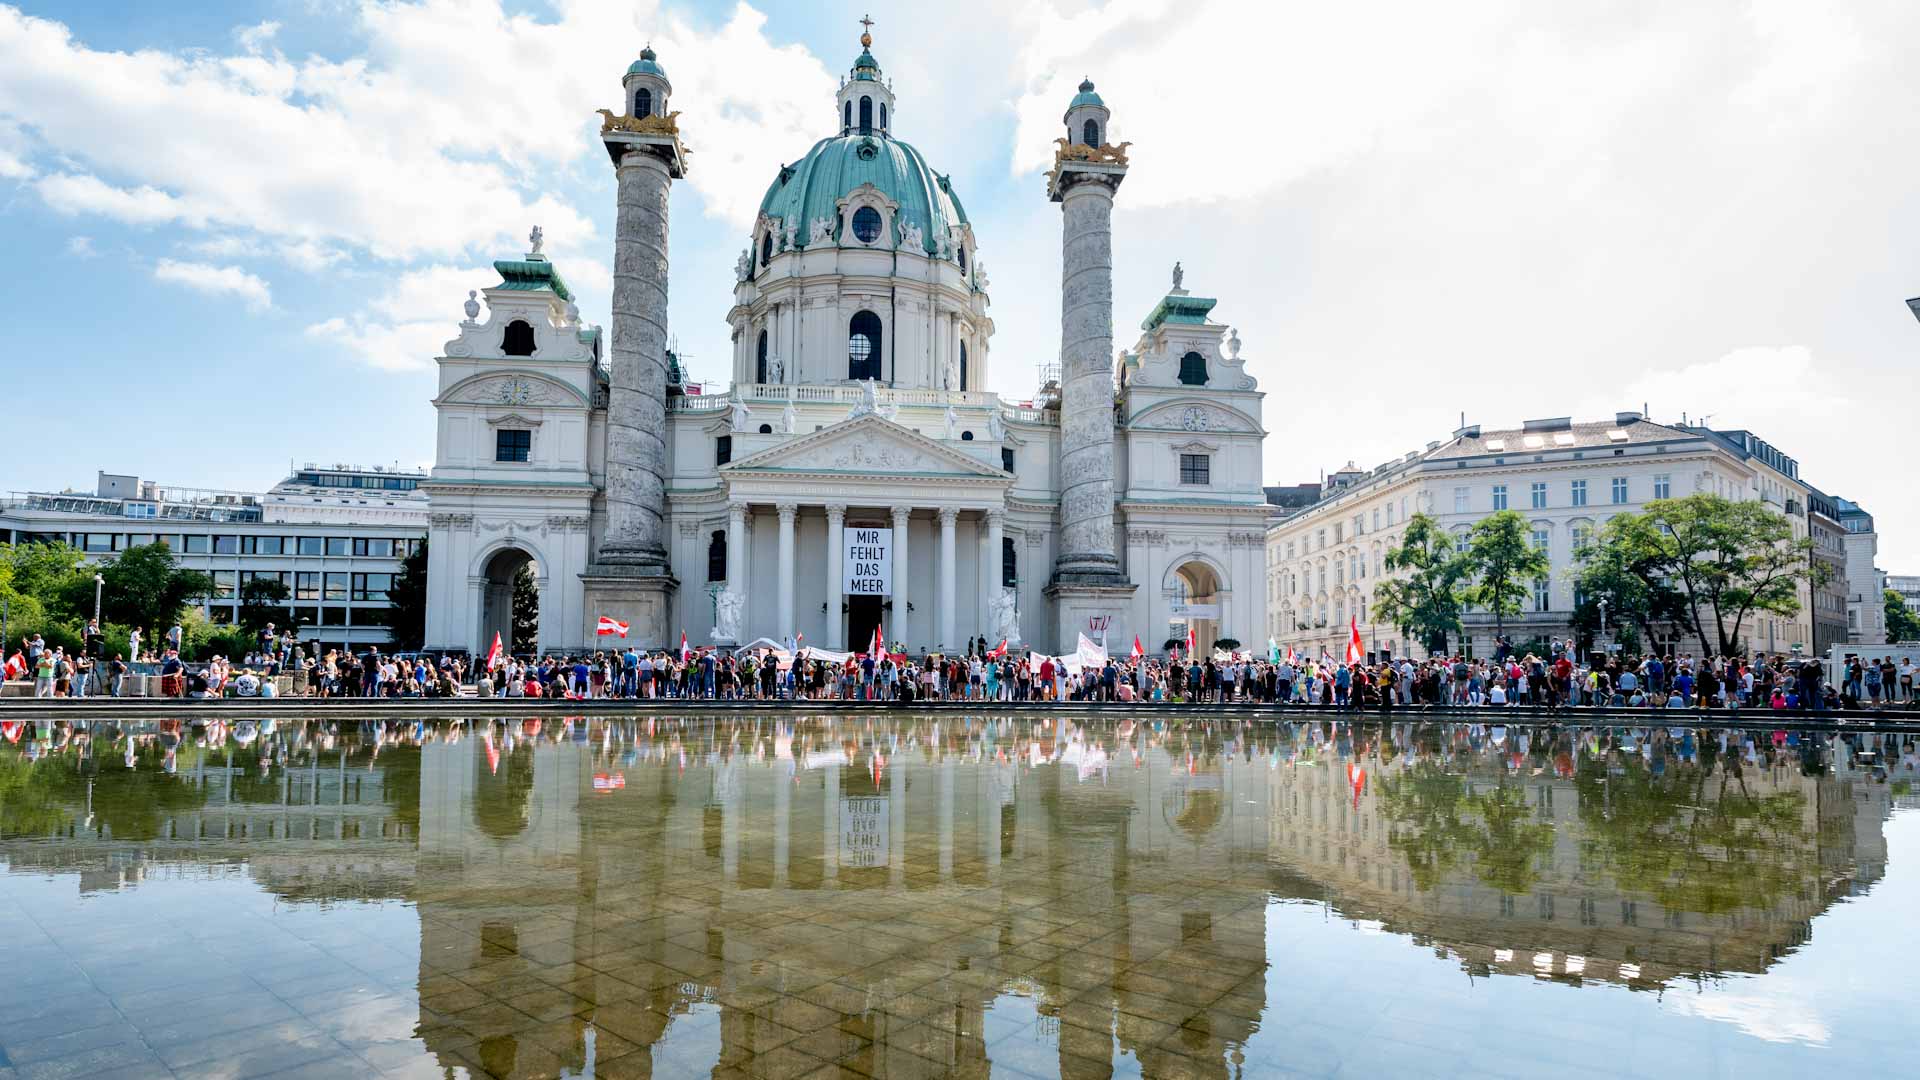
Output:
top-left (723, 413), bottom-right (1010, 480)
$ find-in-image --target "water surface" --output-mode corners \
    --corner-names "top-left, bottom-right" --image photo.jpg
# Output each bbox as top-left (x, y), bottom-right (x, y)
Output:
top-left (2, 715), bottom-right (1916, 1079)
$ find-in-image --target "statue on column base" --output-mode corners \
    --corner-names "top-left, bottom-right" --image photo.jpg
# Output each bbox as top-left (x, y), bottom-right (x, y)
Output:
top-left (988, 587), bottom-right (1022, 648)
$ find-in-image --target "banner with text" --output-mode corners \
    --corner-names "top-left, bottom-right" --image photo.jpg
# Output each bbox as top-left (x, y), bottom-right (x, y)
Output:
top-left (844, 527), bottom-right (893, 596)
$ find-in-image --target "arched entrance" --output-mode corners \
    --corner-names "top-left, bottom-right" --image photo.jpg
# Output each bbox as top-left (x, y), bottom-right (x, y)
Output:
top-left (1170, 560), bottom-right (1222, 653)
top-left (481, 547), bottom-right (539, 657)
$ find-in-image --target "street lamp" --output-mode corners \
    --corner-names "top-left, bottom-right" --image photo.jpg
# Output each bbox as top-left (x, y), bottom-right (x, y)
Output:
top-left (93, 574), bottom-right (104, 625)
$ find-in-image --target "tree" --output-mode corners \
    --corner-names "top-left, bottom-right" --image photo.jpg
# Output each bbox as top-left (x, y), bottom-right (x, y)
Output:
top-left (1372, 512), bottom-right (1468, 656)
top-left (3, 541), bottom-right (90, 623)
top-left (237, 576), bottom-right (290, 634)
top-left (1887, 589), bottom-right (1920, 643)
top-left (97, 544), bottom-right (211, 636)
top-left (512, 563), bottom-right (539, 654)
top-left (386, 540), bottom-right (429, 649)
top-left (1462, 510), bottom-right (1549, 644)
top-left (1636, 495), bottom-right (1816, 657)
top-left (1571, 513), bottom-right (1696, 652)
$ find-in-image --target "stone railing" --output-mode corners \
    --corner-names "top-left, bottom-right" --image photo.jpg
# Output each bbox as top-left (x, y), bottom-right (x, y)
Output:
top-left (669, 395), bottom-right (730, 413)
top-left (668, 385), bottom-right (1059, 425)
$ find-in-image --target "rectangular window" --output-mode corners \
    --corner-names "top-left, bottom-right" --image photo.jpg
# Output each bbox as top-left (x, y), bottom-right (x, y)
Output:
top-left (1570, 480), bottom-right (1587, 507)
top-left (1572, 526), bottom-right (1592, 554)
top-left (1179, 454), bottom-right (1210, 485)
top-left (127, 534), bottom-right (154, 548)
top-left (1491, 485), bottom-right (1507, 511)
top-left (295, 571), bottom-right (320, 600)
top-left (181, 534), bottom-right (211, 554)
top-left (1454, 487), bottom-right (1469, 513)
top-left (1372, 509), bottom-right (1381, 531)
top-left (1001, 448), bottom-right (1015, 473)
top-left (261, 536), bottom-right (285, 556)
top-left (1334, 524), bottom-right (1344, 543)
top-left (496, 428), bottom-right (532, 462)
top-left (351, 572), bottom-right (392, 602)
top-left (213, 535), bottom-right (239, 555)
top-left (297, 537), bottom-right (324, 557)
top-left (353, 538), bottom-right (369, 557)
top-left (716, 435), bottom-right (732, 466)
top-left (1612, 476), bottom-right (1629, 504)
top-left (79, 533), bottom-right (115, 553)
top-left (1386, 503), bottom-right (1395, 526)
top-left (1531, 526), bottom-right (1549, 552)
top-left (1454, 532), bottom-right (1470, 555)
top-left (1530, 482), bottom-right (1547, 509)
top-left (324, 572), bottom-right (349, 601)
top-left (211, 570), bottom-right (236, 599)
top-left (1533, 578), bottom-right (1551, 612)
top-left (1653, 474), bottom-right (1671, 500)
top-left (370, 538), bottom-right (394, 558)
top-left (325, 538), bottom-right (349, 557)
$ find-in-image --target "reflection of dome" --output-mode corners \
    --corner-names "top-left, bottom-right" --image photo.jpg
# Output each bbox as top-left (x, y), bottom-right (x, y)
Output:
top-left (757, 134), bottom-right (969, 255)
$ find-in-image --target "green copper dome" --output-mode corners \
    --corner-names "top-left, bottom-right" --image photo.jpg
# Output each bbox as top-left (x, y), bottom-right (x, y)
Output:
top-left (626, 46), bottom-right (666, 78)
top-left (757, 134), bottom-right (969, 255)
top-left (1068, 77), bottom-right (1105, 110)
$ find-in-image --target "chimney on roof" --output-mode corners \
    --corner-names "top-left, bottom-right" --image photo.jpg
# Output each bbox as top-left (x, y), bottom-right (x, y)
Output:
top-left (1615, 410), bottom-right (1643, 425)
top-left (1521, 416), bottom-right (1573, 433)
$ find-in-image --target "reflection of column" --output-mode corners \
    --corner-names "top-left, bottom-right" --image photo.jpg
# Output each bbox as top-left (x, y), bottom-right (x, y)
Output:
top-left (891, 506), bottom-right (911, 642)
top-left (823, 764), bottom-right (840, 886)
top-left (938, 507), bottom-right (958, 650)
top-left (890, 752), bottom-right (907, 889)
top-left (984, 769), bottom-right (1002, 879)
top-left (774, 759), bottom-right (791, 888)
top-left (726, 501), bottom-right (747, 591)
top-left (721, 762), bottom-right (739, 885)
top-left (777, 502), bottom-right (798, 639)
top-left (825, 504), bottom-right (846, 649)
top-left (939, 758), bottom-right (955, 882)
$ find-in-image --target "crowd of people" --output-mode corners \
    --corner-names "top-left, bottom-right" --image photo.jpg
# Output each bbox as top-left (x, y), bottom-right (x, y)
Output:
top-left (8, 623), bottom-right (1918, 713)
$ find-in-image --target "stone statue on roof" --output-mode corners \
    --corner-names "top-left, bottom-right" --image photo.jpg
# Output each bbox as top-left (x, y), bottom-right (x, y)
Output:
top-left (1171, 261), bottom-right (1183, 290)
top-left (529, 225), bottom-right (544, 255)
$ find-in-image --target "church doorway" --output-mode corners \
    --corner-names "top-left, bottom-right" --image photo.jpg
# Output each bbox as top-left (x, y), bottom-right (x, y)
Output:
top-left (1171, 561), bottom-right (1222, 654)
top-left (849, 595), bottom-right (883, 653)
top-left (481, 547), bottom-right (539, 657)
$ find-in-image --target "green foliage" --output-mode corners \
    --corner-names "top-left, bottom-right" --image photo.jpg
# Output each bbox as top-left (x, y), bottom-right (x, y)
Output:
top-left (1377, 763), bottom-right (1556, 896)
top-left (3, 542), bottom-right (91, 623)
top-left (238, 576), bottom-right (291, 634)
top-left (176, 608), bottom-right (254, 662)
top-left (512, 563), bottom-right (539, 654)
top-left (1372, 512), bottom-right (1467, 657)
top-left (99, 544), bottom-right (211, 637)
top-left (1886, 589), bottom-right (1920, 643)
top-left (1633, 495), bottom-right (1815, 657)
top-left (1571, 513), bottom-right (1697, 651)
top-left (1463, 510), bottom-right (1550, 639)
top-left (386, 540), bottom-right (429, 649)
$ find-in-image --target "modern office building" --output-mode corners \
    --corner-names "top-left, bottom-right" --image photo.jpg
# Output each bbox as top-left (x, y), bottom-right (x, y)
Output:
top-left (1, 465), bottom-right (428, 652)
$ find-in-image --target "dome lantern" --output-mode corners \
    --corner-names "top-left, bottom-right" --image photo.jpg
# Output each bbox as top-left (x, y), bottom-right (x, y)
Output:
top-left (1064, 76), bottom-right (1110, 149)
top-left (836, 15), bottom-right (894, 137)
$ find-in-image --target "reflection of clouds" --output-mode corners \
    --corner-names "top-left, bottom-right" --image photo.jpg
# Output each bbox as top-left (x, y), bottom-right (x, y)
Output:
top-left (1662, 977), bottom-right (1831, 1046)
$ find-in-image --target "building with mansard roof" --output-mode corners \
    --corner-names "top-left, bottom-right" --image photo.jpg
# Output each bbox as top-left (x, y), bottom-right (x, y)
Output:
top-left (421, 30), bottom-right (1268, 657)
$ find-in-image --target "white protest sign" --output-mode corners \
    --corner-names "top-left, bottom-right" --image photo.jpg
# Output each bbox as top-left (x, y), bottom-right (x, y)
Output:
top-left (844, 527), bottom-right (892, 596)
top-left (839, 795), bottom-right (890, 868)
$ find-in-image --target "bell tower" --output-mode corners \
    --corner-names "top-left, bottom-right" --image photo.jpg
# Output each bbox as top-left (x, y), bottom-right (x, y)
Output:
top-left (579, 44), bottom-right (690, 648)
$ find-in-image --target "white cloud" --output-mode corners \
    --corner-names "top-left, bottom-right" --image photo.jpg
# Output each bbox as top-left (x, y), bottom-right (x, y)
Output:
top-left (234, 20), bottom-right (278, 55)
top-left (64, 235), bottom-right (95, 258)
top-left (152, 258), bottom-right (272, 311)
top-left (307, 264), bottom-right (497, 371)
top-left (35, 172), bottom-right (198, 226)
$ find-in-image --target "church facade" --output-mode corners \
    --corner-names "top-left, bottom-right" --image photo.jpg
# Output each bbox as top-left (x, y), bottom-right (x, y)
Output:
top-left (422, 30), bottom-right (1268, 658)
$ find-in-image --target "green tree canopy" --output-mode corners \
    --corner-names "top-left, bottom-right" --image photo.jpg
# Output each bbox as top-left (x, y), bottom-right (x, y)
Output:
top-left (98, 544), bottom-right (212, 636)
top-left (1886, 589), bottom-right (1920, 643)
top-left (1634, 495), bottom-right (1816, 657)
top-left (1372, 512), bottom-right (1468, 657)
top-left (1571, 512), bottom-right (1697, 651)
top-left (1463, 510), bottom-right (1550, 641)
top-left (238, 575), bottom-right (291, 634)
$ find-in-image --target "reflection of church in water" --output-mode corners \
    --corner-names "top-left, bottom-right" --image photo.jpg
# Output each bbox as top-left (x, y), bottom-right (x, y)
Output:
top-left (392, 722), bottom-right (1900, 1078)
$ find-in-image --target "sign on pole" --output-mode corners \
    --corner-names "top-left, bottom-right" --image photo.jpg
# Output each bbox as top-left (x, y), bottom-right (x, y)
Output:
top-left (844, 527), bottom-right (892, 596)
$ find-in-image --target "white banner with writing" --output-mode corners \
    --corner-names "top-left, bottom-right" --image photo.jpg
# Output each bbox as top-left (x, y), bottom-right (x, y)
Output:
top-left (844, 527), bottom-right (893, 596)
top-left (839, 795), bottom-right (890, 868)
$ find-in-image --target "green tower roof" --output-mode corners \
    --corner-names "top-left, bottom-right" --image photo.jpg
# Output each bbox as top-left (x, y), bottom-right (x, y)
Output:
top-left (756, 134), bottom-right (969, 255)
top-left (492, 255), bottom-right (573, 303)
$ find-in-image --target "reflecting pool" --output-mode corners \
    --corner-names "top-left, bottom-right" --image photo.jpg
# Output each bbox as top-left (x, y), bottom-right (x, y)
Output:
top-left (2, 715), bottom-right (1919, 1079)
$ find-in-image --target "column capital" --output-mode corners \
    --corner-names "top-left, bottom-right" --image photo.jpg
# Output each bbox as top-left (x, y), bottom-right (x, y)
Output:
top-left (937, 507), bottom-right (960, 526)
top-left (984, 508), bottom-right (1006, 527)
top-left (890, 505), bottom-right (913, 525)
top-left (776, 502), bottom-right (799, 522)
top-left (727, 499), bottom-right (750, 516)
top-left (824, 503), bottom-right (848, 522)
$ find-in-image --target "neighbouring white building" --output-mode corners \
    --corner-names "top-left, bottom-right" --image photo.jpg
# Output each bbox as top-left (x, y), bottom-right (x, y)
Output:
top-left (1264, 414), bottom-right (1828, 661)
top-left (422, 28), bottom-right (1268, 657)
top-left (1, 466), bottom-right (427, 651)
top-left (1837, 497), bottom-right (1886, 646)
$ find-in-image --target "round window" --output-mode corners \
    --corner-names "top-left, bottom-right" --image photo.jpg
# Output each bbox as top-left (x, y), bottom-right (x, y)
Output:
top-left (852, 206), bottom-right (882, 244)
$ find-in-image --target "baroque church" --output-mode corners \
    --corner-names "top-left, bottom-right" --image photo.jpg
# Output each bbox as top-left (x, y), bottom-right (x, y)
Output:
top-left (421, 27), bottom-right (1269, 657)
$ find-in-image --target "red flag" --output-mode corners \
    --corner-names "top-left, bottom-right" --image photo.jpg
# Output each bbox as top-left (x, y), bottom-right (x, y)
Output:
top-left (484, 631), bottom-right (503, 672)
top-left (679, 631), bottom-right (690, 663)
top-left (1186, 625), bottom-right (1197, 656)
top-left (1346, 616), bottom-right (1364, 665)
top-left (870, 620), bottom-right (884, 658)
top-left (1130, 635), bottom-right (1144, 660)
top-left (987, 639), bottom-right (1007, 659)
top-left (597, 616), bottom-right (630, 638)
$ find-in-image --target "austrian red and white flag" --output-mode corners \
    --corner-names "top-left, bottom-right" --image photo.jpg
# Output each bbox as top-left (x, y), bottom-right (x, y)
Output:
top-left (678, 631), bottom-right (690, 663)
top-left (1345, 616), bottom-right (1364, 665)
top-left (987, 639), bottom-right (1008, 659)
top-left (596, 616), bottom-right (630, 638)
top-left (1130, 634), bottom-right (1144, 660)
top-left (1186, 625), bottom-right (1197, 656)
top-left (483, 631), bottom-right (504, 672)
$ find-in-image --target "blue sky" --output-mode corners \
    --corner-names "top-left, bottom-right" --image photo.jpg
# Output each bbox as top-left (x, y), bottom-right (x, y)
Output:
top-left (4, 1), bottom-right (1920, 566)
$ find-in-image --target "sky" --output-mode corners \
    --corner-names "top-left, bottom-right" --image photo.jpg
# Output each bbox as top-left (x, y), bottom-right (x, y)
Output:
top-left (2, 0), bottom-right (1918, 566)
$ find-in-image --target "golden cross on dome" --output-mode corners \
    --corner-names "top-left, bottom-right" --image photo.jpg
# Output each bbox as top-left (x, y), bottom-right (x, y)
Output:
top-left (859, 14), bottom-right (874, 47)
